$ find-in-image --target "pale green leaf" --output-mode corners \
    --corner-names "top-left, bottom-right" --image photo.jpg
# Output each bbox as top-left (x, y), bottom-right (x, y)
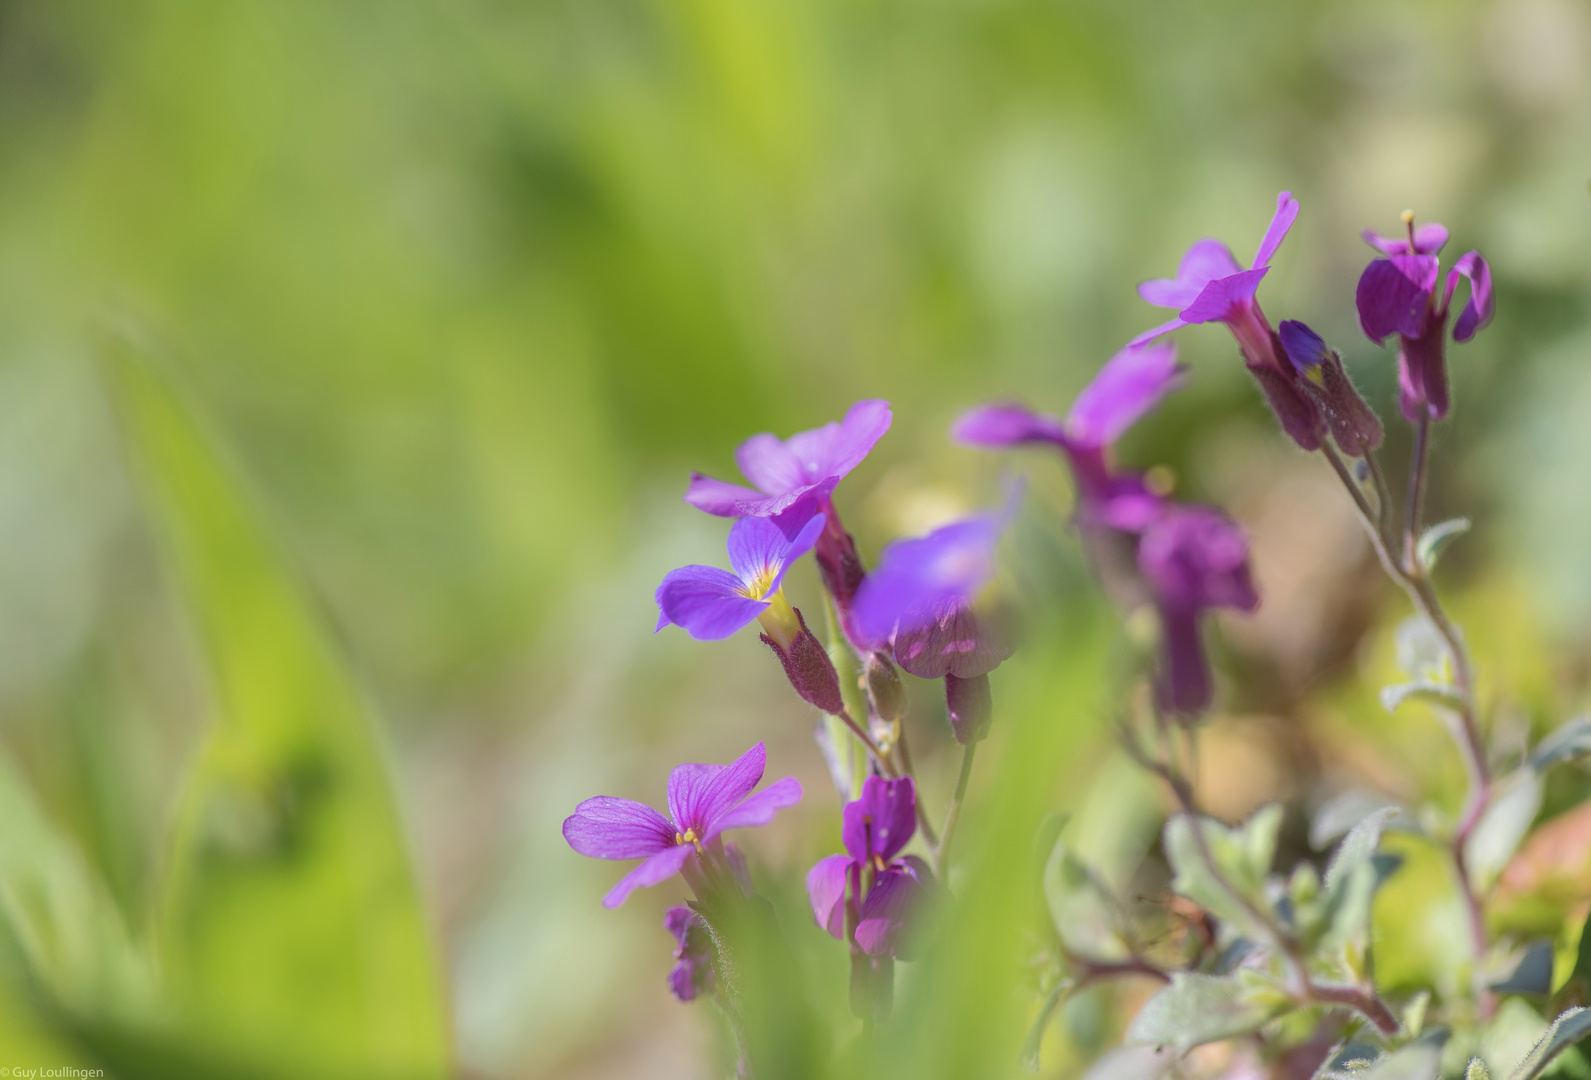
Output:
top-left (1163, 807), bottom-right (1281, 943)
top-left (1125, 973), bottom-right (1284, 1054)
top-left (1417, 517), bottom-right (1471, 572)
top-left (1529, 715), bottom-right (1591, 772)
top-left (1043, 837), bottom-right (1127, 961)
top-left (108, 350), bottom-right (450, 1079)
top-left (1469, 1061), bottom-right (1494, 1080)
top-left (1465, 769), bottom-right (1544, 893)
top-left (1508, 1008), bottom-right (1591, 1080)
top-left (1381, 680), bottom-right (1466, 714)
top-left (1359, 1043), bottom-right (1441, 1080)
top-left (1395, 616), bottom-right (1452, 680)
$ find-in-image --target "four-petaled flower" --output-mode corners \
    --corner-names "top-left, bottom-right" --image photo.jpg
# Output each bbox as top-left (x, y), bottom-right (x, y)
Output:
top-left (807, 776), bottom-right (933, 958)
top-left (1134, 192), bottom-right (1323, 449)
top-left (1355, 214), bottom-right (1492, 422)
top-left (1137, 504), bottom-right (1260, 714)
top-left (562, 742), bottom-right (802, 908)
top-left (952, 341), bottom-right (1182, 531)
top-left (655, 514), bottom-right (826, 641)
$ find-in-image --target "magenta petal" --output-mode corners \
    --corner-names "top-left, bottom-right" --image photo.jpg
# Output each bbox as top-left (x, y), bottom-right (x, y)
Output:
top-left (784, 399), bottom-right (892, 485)
top-left (951, 404), bottom-right (1069, 449)
top-left (807, 854), bottom-right (852, 940)
top-left (667, 742), bottom-right (766, 836)
top-left (735, 432), bottom-right (807, 494)
top-left (655, 565), bottom-right (767, 640)
top-left (563, 796), bottom-right (676, 860)
top-left (855, 868), bottom-right (925, 957)
top-left (684, 473), bottom-right (768, 517)
top-left (709, 776), bottom-right (803, 837)
top-left (1178, 267), bottom-right (1269, 325)
top-left (842, 776), bottom-right (917, 864)
top-left (1448, 251), bottom-right (1493, 342)
top-left (1157, 605), bottom-right (1212, 715)
top-left (1137, 277), bottom-right (1204, 309)
top-left (1251, 191), bottom-right (1299, 269)
top-left (1176, 239), bottom-right (1243, 289)
top-left (1065, 342), bottom-right (1183, 448)
top-left (1128, 315), bottom-right (1190, 348)
top-left (1362, 223), bottom-right (1448, 256)
top-left (725, 514), bottom-right (825, 596)
top-left (602, 844), bottom-right (694, 909)
top-left (1138, 504), bottom-right (1259, 613)
top-left (1356, 255), bottom-right (1439, 341)
top-left (852, 514), bottom-right (1005, 646)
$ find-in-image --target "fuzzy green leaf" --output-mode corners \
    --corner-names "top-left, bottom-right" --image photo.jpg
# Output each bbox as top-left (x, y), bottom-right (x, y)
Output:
top-left (1416, 517), bottom-right (1470, 572)
top-left (1509, 1008), bottom-right (1591, 1080)
top-left (1163, 807), bottom-right (1282, 942)
top-left (1125, 973), bottom-right (1284, 1055)
top-left (1465, 769), bottom-right (1544, 893)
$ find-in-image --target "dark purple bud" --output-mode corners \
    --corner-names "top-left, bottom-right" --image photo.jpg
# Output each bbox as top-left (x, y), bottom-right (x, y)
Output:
top-left (664, 905), bottom-right (715, 1003)
top-left (1278, 320), bottom-right (1329, 369)
top-left (864, 652), bottom-right (908, 724)
top-left (892, 604), bottom-right (1011, 680)
top-left (1244, 361), bottom-right (1323, 451)
top-left (761, 606), bottom-right (846, 715)
top-left (1279, 320), bottom-right (1384, 455)
top-left (945, 672), bottom-right (993, 744)
top-left (1156, 606), bottom-right (1212, 715)
top-left (1396, 306), bottom-right (1451, 422)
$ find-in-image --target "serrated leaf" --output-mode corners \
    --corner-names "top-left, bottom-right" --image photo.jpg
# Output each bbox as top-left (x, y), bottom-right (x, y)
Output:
top-left (1417, 517), bottom-right (1471, 572)
top-left (1163, 807), bottom-right (1282, 943)
top-left (1530, 716), bottom-right (1591, 772)
top-left (1043, 837), bottom-right (1127, 961)
top-left (1508, 1008), bottom-right (1591, 1080)
top-left (1126, 973), bottom-right (1285, 1054)
top-left (1381, 681), bottom-right (1467, 714)
top-left (1466, 770), bottom-right (1545, 893)
top-left (108, 349), bottom-right (450, 1078)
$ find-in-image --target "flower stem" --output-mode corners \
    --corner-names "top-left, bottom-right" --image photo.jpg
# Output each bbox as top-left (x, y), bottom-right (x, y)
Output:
top-left (933, 740), bottom-right (978, 879)
top-left (894, 728), bottom-right (940, 847)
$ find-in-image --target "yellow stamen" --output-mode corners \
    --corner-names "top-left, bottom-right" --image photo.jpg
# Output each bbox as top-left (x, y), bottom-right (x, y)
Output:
top-left (872, 854), bottom-right (886, 873)
top-left (675, 828), bottom-right (704, 854)
top-left (1401, 209), bottom-right (1416, 249)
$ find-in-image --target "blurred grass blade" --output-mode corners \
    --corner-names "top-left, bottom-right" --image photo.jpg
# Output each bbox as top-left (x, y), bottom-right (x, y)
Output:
top-left (106, 346), bottom-right (450, 1080)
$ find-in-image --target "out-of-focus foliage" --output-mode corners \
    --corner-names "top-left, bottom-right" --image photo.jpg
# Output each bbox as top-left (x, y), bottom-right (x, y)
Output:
top-left (0, 0), bottom-right (1584, 1077)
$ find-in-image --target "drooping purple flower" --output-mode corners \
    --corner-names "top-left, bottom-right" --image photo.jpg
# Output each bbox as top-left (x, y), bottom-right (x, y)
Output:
top-left (664, 905), bottom-right (715, 1002)
top-left (655, 514), bottom-right (826, 640)
top-left (1136, 504), bottom-right (1260, 715)
top-left (1277, 320), bottom-right (1384, 456)
top-left (807, 776), bottom-right (933, 959)
top-left (953, 342), bottom-right (1181, 530)
top-left (1355, 215), bottom-right (1493, 422)
top-left (562, 742), bottom-right (802, 908)
top-left (1133, 192), bottom-right (1323, 450)
top-left (684, 400), bottom-right (891, 521)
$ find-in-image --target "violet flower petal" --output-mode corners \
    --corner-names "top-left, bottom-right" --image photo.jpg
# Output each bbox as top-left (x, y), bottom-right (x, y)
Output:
top-left (1138, 239), bottom-right (1243, 309)
top-left (891, 603), bottom-right (1010, 680)
top-left (1356, 255), bottom-right (1439, 341)
top-left (1250, 191), bottom-right (1299, 269)
top-left (735, 433), bottom-right (808, 495)
top-left (1138, 505), bottom-right (1259, 613)
top-left (855, 867), bottom-right (925, 957)
top-left (664, 905), bottom-right (698, 944)
top-left (1064, 342), bottom-right (1183, 448)
top-left (1362, 223), bottom-right (1449, 256)
top-left (950, 404), bottom-right (1069, 449)
top-left (1448, 251), bottom-right (1493, 342)
top-left (683, 473), bottom-right (770, 517)
top-left (1128, 315), bottom-right (1190, 348)
top-left (655, 565), bottom-right (768, 640)
top-left (562, 796), bottom-right (676, 860)
top-left (708, 776), bottom-right (803, 838)
top-left (725, 513), bottom-right (825, 598)
top-left (852, 515), bottom-right (1005, 645)
top-left (841, 776), bottom-right (917, 864)
top-left (807, 854), bottom-right (852, 940)
top-left (1177, 267), bottom-right (1269, 326)
top-left (603, 844), bottom-right (694, 909)
top-left (781, 399), bottom-right (893, 484)
top-left (1278, 319), bottom-right (1330, 372)
top-left (1157, 605), bottom-right (1212, 715)
top-left (667, 742), bottom-right (766, 836)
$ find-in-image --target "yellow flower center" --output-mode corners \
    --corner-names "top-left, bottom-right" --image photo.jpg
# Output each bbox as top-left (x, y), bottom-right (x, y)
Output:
top-left (674, 828), bottom-right (704, 854)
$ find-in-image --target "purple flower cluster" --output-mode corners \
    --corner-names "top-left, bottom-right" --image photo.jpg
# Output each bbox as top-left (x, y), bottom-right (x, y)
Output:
top-left (807, 777), bottom-right (932, 959)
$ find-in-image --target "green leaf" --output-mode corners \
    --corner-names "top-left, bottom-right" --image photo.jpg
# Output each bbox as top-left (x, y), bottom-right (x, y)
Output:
top-left (1163, 806), bottom-right (1282, 943)
top-left (1043, 836), bottom-right (1128, 961)
top-left (1125, 973), bottom-right (1286, 1055)
top-left (1470, 1061), bottom-right (1495, 1080)
top-left (1465, 769), bottom-right (1545, 893)
top-left (1417, 517), bottom-right (1471, 572)
top-left (1530, 716), bottom-right (1591, 772)
top-left (1358, 1043), bottom-right (1441, 1080)
top-left (1395, 616), bottom-right (1452, 681)
top-left (1381, 680), bottom-right (1467, 714)
top-left (107, 349), bottom-right (450, 1078)
top-left (1314, 807), bottom-right (1399, 958)
top-left (1509, 1008), bottom-right (1591, 1080)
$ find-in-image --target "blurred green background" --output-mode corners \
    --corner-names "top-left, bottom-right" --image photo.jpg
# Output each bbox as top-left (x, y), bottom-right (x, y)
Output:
top-left (0, 0), bottom-right (1587, 1076)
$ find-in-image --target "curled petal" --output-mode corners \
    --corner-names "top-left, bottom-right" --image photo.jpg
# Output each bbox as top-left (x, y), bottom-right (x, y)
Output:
top-left (667, 742), bottom-right (766, 837)
top-left (708, 776), bottom-right (803, 838)
top-left (1447, 251), bottom-right (1493, 342)
top-left (655, 565), bottom-right (767, 639)
top-left (855, 868), bottom-right (927, 957)
top-left (1362, 222), bottom-right (1448, 257)
top-left (1252, 191), bottom-right (1300, 269)
top-left (842, 776), bottom-right (917, 864)
top-left (1065, 342), bottom-right (1184, 448)
top-left (1178, 267), bottom-right (1269, 326)
top-left (807, 854), bottom-right (852, 940)
top-left (951, 404), bottom-right (1069, 449)
top-left (1356, 255), bottom-right (1439, 341)
top-left (726, 513), bottom-right (825, 597)
top-left (563, 796), bottom-right (676, 860)
top-left (603, 844), bottom-right (694, 909)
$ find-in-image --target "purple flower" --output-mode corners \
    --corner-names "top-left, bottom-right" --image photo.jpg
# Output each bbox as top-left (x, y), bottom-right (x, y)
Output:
top-left (562, 742), bottom-right (802, 908)
top-left (1137, 504), bottom-right (1260, 714)
top-left (664, 906), bottom-right (715, 1002)
top-left (1355, 215), bottom-right (1493, 422)
top-left (655, 514), bottom-right (826, 641)
top-left (684, 400), bottom-right (892, 521)
top-left (807, 776), bottom-right (933, 959)
top-left (953, 342), bottom-right (1181, 530)
top-left (852, 514), bottom-right (1003, 649)
top-left (1133, 192), bottom-right (1323, 450)
top-left (1277, 320), bottom-right (1384, 456)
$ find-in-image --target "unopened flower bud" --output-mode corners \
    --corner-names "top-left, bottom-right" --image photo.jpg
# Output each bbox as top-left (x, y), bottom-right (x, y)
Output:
top-left (1279, 320), bottom-right (1383, 455)
top-left (864, 652), bottom-right (908, 724)
top-left (761, 605), bottom-right (846, 715)
top-left (944, 672), bottom-right (993, 744)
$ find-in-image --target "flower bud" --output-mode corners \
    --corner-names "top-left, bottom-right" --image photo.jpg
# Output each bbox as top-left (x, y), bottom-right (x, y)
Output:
top-left (1278, 321), bottom-right (1383, 455)
top-left (944, 672), bottom-right (993, 744)
top-left (1244, 361), bottom-right (1323, 451)
top-left (761, 606), bottom-right (846, 715)
top-left (864, 652), bottom-right (908, 724)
